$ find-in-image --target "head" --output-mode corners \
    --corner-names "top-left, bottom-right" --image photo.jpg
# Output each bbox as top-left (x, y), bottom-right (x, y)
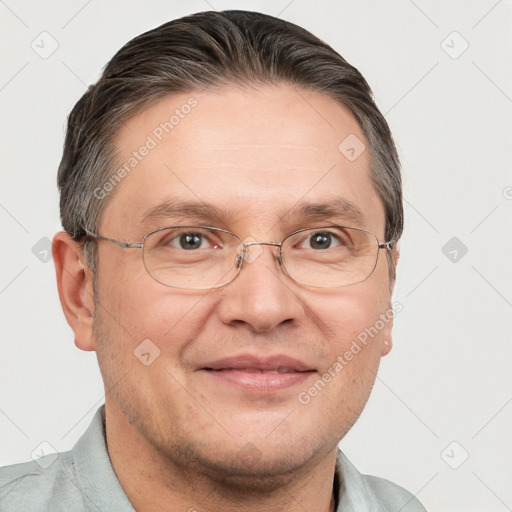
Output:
top-left (54, 10), bottom-right (402, 487)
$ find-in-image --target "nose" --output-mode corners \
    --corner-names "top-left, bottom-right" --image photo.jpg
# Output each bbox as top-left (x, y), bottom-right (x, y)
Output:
top-left (216, 244), bottom-right (305, 333)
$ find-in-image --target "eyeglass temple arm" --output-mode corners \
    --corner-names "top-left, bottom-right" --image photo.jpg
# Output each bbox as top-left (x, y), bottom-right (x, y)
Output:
top-left (84, 231), bottom-right (143, 249)
top-left (379, 241), bottom-right (396, 250)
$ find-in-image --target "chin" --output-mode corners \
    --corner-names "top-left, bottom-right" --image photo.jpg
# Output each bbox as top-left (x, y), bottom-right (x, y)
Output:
top-left (185, 444), bottom-right (317, 492)
top-left (154, 426), bottom-right (336, 492)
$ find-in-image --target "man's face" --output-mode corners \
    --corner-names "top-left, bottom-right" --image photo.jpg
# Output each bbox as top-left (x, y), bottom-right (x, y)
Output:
top-left (90, 85), bottom-right (394, 478)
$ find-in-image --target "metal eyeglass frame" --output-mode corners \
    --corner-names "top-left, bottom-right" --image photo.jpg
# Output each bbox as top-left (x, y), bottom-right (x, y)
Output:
top-left (84, 226), bottom-right (395, 289)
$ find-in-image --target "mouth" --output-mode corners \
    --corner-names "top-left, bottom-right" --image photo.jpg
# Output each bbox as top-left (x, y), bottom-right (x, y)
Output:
top-left (200, 355), bottom-right (316, 393)
top-left (210, 368), bottom-right (304, 374)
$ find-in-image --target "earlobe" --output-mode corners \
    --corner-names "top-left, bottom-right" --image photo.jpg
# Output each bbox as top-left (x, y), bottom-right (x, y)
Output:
top-left (381, 338), bottom-right (392, 356)
top-left (52, 231), bottom-right (96, 351)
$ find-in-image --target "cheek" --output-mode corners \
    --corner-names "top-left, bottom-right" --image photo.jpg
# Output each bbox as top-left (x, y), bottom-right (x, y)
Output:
top-left (306, 283), bottom-right (391, 396)
top-left (96, 251), bottom-right (212, 344)
top-left (104, 289), bottom-right (215, 357)
top-left (313, 281), bottom-right (390, 346)
top-left (92, 282), bottom-right (219, 421)
top-left (91, 262), bottom-right (214, 399)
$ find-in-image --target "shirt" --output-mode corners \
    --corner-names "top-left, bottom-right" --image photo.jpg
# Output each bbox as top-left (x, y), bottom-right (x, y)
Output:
top-left (0, 406), bottom-right (426, 511)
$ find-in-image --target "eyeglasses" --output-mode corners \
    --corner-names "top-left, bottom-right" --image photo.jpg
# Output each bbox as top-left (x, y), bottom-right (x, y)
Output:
top-left (85, 226), bottom-right (394, 290)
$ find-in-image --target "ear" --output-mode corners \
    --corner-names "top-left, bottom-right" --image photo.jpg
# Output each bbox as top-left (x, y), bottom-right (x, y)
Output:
top-left (388, 247), bottom-right (400, 294)
top-left (381, 248), bottom-right (400, 356)
top-left (53, 231), bottom-right (96, 351)
top-left (394, 247), bottom-right (400, 270)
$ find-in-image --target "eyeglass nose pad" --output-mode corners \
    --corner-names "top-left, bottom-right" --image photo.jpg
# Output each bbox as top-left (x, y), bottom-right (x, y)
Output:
top-left (235, 250), bottom-right (245, 269)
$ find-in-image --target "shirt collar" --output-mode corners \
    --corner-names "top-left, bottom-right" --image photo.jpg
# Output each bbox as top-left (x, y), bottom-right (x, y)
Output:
top-left (334, 451), bottom-right (389, 512)
top-left (72, 406), bottom-right (135, 511)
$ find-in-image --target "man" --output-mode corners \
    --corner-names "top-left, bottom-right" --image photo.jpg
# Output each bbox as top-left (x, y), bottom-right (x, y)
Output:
top-left (0, 10), bottom-right (426, 511)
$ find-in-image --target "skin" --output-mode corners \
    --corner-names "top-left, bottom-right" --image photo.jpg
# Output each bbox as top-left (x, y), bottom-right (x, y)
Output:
top-left (53, 84), bottom-right (398, 512)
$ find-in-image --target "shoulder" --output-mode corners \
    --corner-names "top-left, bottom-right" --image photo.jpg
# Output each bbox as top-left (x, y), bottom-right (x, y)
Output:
top-left (335, 450), bottom-right (427, 511)
top-left (363, 474), bottom-right (427, 512)
top-left (0, 452), bottom-right (86, 512)
top-left (0, 406), bottom-right (134, 512)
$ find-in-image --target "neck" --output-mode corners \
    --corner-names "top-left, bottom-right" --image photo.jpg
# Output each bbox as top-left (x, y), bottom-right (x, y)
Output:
top-left (104, 400), bottom-right (338, 512)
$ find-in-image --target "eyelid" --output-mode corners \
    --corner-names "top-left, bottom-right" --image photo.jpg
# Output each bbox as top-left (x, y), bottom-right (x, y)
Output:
top-left (166, 227), bottom-right (225, 249)
top-left (290, 228), bottom-right (341, 249)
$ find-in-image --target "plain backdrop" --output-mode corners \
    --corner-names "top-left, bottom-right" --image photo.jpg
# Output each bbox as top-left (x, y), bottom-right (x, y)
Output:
top-left (1, 1), bottom-right (511, 511)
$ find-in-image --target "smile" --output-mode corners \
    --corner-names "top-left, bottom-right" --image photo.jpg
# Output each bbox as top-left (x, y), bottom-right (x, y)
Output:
top-left (200, 355), bottom-right (316, 393)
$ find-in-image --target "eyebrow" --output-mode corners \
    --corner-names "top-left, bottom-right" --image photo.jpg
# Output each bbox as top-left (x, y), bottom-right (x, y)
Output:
top-left (142, 200), bottom-right (230, 226)
top-left (141, 197), bottom-right (366, 228)
top-left (293, 198), bottom-right (366, 226)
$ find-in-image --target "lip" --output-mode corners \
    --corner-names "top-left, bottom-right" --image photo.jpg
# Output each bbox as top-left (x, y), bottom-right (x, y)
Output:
top-left (199, 354), bottom-right (316, 393)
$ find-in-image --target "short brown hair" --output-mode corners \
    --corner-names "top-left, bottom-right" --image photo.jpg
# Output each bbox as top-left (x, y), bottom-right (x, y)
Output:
top-left (58, 10), bottom-right (403, 278)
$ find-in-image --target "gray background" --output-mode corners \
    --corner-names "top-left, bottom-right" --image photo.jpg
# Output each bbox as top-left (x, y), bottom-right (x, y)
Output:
top-left (1, 1), bottom-right (511, 510)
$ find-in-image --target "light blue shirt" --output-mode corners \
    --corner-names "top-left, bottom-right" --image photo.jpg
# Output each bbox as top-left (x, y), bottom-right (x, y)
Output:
top-left (0, 406), bottom-right (426, 511)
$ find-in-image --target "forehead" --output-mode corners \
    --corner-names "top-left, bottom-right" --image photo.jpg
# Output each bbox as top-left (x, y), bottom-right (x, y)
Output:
top-left (101, 85), bottom-right (384, 237)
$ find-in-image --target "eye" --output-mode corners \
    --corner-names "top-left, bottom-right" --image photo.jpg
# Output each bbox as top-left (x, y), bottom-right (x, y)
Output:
top-left (168, 231), bottom-right (217, 250)
top-left (306, 231), bottom-right (341, 250)
top-left (179, 233), bottom-right (203, 250)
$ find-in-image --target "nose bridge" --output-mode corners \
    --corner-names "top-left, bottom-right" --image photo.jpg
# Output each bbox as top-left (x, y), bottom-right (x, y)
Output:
top-left (219, 238), bottom-right (302, 332)
top-left (239, 240), bottom-right (283, 270)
